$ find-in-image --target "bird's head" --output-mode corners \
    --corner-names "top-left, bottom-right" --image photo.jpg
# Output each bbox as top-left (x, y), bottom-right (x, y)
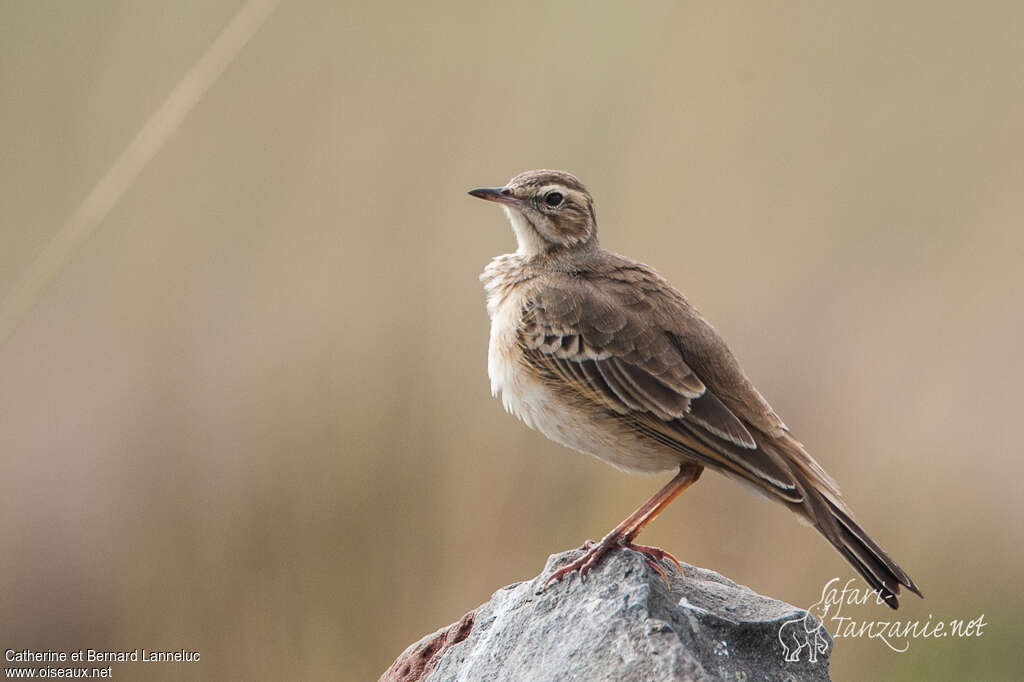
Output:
top-left (469, 169), bottom-right (598, 257)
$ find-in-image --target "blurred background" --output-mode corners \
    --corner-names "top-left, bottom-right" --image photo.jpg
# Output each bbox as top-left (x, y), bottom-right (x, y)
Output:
top-left (1, 1), bottom-right (1020, 679)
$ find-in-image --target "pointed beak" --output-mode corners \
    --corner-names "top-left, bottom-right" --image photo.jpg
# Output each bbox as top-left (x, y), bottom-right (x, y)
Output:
top-left (468, 186), bottom-right (521, 207)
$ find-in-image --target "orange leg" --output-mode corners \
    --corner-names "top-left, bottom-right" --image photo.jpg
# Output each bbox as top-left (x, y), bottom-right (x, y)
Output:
top-left (544, 462), bottom-right (704, 589)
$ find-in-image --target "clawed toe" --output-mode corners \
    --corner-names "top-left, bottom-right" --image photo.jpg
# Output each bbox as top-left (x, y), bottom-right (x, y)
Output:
top-left (628, 542), bottom-right (685, 577)
top-left (541, 539), bottom-right (684, 591)
top-left (643, 556), bottom-right (671, 587)
top-left (543, 557), bottom-right (587, 588)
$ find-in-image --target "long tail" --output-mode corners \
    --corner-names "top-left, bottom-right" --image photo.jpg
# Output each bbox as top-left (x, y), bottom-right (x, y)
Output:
top-left (771, 435), bottom-right (923, 610)
top-left (813, 492), bottom-right (922, 609)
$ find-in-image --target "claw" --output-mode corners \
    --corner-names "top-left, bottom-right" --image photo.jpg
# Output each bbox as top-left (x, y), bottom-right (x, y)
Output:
top-left (541, 539), bottom-right (685, 591)
top-left (629, 543), bottom-right (685, 578)
top-left (645, 556), bottom-right (671, 588)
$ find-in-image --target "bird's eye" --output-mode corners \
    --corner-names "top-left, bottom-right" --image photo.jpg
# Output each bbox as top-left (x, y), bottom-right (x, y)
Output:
top-left (544, 191), bottom-right (564, 207)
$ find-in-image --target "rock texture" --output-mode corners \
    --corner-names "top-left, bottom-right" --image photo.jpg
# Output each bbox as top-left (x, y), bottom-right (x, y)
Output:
top-left (382, 547), bottom-right (832, 682)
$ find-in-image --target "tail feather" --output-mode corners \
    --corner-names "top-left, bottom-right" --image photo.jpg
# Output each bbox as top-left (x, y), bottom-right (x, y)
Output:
top-left (628, 403), bottom-right (922, 609)
top-left (822, 496), bottom-right (923, 608)
top-left (767, 435), bottom-right (922, 610)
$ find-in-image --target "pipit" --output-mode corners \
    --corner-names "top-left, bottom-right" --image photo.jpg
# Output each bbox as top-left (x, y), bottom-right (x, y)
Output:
top-left (469, 169), bottom-right (922, 609)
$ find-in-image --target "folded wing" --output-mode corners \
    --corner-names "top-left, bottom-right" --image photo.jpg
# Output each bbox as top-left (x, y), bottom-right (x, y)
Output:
top-left (519, 275), bottom-right (801, 502)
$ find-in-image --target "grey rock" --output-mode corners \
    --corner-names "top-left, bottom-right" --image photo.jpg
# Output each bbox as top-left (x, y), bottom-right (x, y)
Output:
top-left (383, 547), bottom-right (832, 682)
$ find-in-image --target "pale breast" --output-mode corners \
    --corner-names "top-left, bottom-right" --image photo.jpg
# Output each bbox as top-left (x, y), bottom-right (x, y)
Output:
top-left (482, 257), bottom-right (680, 474)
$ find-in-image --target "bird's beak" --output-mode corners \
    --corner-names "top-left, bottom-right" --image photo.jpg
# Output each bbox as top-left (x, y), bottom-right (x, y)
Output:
top-left (468, 186), bottom-right (522, 207)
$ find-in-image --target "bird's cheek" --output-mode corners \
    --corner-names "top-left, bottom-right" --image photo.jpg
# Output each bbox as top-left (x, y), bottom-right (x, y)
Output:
top-left (555, 219), bottom-right (589, 245)
top-left (535, 216), bottom-right (566, 243)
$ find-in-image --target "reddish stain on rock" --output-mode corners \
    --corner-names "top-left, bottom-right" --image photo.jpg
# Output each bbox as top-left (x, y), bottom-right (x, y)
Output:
top-left (379, 610), bottom-right (476, 682)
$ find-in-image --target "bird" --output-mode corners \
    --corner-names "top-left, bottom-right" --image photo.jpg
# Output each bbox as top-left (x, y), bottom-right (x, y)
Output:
top-left (468, 169), bottom-right (922, 609)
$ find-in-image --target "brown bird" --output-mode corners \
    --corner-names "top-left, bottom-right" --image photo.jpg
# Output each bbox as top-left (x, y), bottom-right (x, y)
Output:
top-left (469, 169), bottom-right (921, 609)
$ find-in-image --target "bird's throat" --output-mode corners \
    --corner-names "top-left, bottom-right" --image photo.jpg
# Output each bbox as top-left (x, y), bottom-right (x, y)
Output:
top-left (504, 207), bottom-right (552, 257)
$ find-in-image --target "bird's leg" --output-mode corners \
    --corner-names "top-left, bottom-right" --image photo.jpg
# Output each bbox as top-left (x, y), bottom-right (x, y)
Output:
top-left (544, 463), bottom-right (703, 589)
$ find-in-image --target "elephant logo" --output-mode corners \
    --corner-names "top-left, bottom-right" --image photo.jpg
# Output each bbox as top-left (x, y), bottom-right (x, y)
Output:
top-left (778, 609), bottom-right (831, 662)
top-left (779, 586), bottom-right (832, 664)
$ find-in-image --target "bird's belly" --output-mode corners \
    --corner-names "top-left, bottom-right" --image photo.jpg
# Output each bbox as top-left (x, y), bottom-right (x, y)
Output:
top-left (488, 324), bottom-right (680, 474)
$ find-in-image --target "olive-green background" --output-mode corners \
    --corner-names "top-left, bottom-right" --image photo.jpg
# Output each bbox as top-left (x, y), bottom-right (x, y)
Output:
top-left (1, 2), bottom-right (1019, 680)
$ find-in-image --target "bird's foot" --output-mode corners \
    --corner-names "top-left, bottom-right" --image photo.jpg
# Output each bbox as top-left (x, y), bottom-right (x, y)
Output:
top-left (542, 537), bottom-right (683, 590)
top-left (628, 542), bottom-right (684, 587)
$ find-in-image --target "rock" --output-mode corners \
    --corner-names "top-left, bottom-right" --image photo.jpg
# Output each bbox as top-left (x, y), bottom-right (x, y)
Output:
top-left (381, 611), bottom-right (477, 682)
top-left (382, 547), bottom-right (832, 682)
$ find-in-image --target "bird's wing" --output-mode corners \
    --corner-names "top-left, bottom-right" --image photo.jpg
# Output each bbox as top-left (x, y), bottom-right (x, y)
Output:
top-left (519, 272), bottom-right (801, 501)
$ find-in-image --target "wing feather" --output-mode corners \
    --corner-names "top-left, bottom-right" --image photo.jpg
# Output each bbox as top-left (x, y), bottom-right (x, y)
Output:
top-left (518, 272), bottom-right (804, 500)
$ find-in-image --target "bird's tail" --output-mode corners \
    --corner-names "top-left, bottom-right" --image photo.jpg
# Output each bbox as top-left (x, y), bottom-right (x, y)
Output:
top-left (773, 434), bottom-right (923, 610)
top-left (812, 492), bottom-right (922, 609)
top-left (662, 419), bottom-right (923, 609)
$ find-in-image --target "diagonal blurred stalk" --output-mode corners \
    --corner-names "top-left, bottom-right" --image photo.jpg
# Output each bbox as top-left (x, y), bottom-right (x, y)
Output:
top-left (0, 0), bottom-right (280, 348)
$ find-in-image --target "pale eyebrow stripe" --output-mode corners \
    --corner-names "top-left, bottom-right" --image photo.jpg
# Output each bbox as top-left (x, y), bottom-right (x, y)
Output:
top-left (0, 0), bottom-right (280, 348)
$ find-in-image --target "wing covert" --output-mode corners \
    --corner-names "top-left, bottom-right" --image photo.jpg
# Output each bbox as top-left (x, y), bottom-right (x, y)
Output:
top-left (519, 279), bottom-right (756, 450)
